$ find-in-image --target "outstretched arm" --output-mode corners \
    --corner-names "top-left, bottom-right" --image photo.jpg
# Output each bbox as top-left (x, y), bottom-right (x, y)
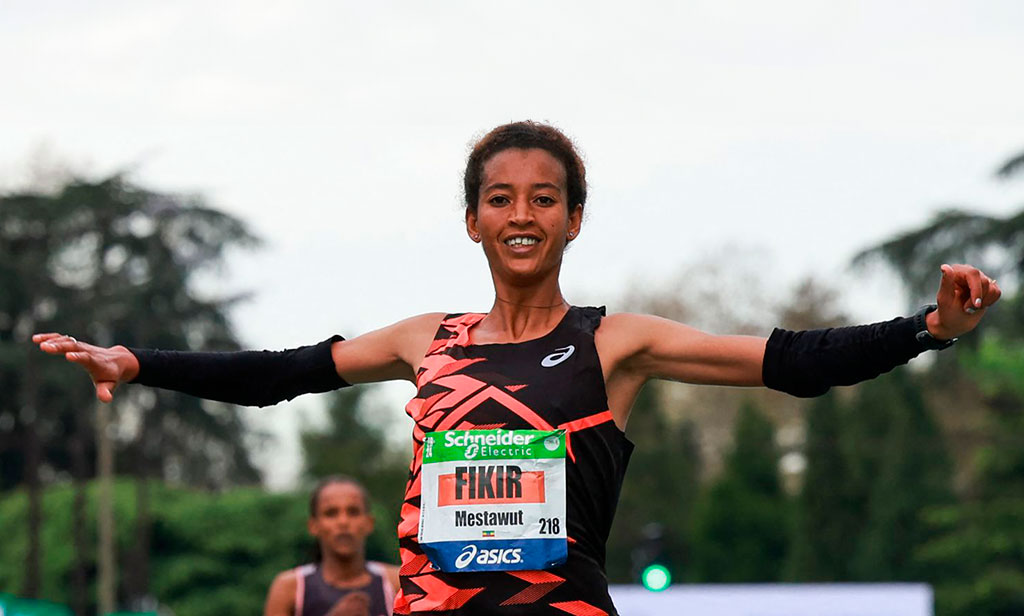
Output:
top-left (599, 264), bottom-right (1000, 423)
top-left (34, 313), bottom-right (444, 405)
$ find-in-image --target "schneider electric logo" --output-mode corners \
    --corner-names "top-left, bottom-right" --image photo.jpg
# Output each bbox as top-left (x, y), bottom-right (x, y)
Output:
top-left (454, 544), bottom-right (523, 569)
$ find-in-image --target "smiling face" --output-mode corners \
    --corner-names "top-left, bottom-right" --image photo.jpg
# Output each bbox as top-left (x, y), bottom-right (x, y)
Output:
top-left (307, 482), bottom-right (374, 561)
top-left (466, 148), bottom-right (583, 285)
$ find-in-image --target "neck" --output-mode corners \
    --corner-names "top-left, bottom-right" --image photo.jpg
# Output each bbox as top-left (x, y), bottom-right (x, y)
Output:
top-left (477, 289), bottom-right (568, 345)
top-left (319, 550), bottom-right (369, 587)
top-left (480, 263), bottom-right (569, 342)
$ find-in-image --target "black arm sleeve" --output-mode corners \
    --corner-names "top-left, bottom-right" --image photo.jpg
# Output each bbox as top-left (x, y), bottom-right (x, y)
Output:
top-left (127, 335), bottom-right (351, 407)
top-left (762, 316), bottom-right (924, 398)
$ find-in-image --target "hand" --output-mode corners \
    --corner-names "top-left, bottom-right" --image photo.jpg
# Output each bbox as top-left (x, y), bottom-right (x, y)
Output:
top-left (32, 333), bottom-right (140, 403)
top-left (926, 264), bottom-right (1002, 340)
top-left (326, 591), bottom-right (370, 616)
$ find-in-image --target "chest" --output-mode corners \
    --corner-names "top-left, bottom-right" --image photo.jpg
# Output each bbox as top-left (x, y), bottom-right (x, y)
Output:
top-left (410, 338), bottom-right (607, 434)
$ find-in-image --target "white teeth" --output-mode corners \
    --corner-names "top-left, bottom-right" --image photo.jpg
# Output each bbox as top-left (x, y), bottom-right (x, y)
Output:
top-left (505, 237), bottom-right (538, 246)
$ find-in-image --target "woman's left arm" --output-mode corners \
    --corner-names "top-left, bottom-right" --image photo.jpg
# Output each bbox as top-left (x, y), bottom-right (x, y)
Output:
top-left (604, 264), bottom-right (1001, 390)
top-left (601, 314), bottom-right (768, 387)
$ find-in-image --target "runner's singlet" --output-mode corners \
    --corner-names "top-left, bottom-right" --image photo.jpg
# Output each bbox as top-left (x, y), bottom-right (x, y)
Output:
top-left (294, 562), bottom-right (395, 616)
top-left (394, 306), bottom-right (634, 615)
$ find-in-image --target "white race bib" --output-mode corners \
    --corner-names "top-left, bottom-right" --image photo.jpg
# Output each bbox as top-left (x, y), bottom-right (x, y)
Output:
top-left (418, 429), bottom-right (568, 572)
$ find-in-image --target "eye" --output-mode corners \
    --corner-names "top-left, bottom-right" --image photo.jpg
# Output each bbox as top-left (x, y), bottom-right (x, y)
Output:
top-left (534, 195), bottom-right (556, 206)
top-left (487, 195), bottom-right (511, 206)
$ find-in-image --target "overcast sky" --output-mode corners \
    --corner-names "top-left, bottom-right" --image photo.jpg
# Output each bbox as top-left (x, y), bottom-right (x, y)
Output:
top-left (4, 0), bottom-right (1023, 488)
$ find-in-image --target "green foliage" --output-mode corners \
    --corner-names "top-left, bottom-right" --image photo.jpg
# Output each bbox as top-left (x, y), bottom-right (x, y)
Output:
top-left (790, 373), bottom-right (953, 583)
top-left (915, 338), bottom-right (1024, 615)
top-left (918, 500), bottom-right (1024, 616)
top-left (961, 336), bottom-right (1024, 402)
top-left (851, 372), bottom-right (954, 581)
top-left (689, 400), bottom-right (790, 582)
top-left (788, 392), bottom-right (861, 580)
top-left (1, 174), bottom-right (263, 490)
top-left (0, 480), bottom-right (384, 616)
top-left (606, 383), bottom-right (701, 584)
top-left (301, 386), bottom-right (412, 560)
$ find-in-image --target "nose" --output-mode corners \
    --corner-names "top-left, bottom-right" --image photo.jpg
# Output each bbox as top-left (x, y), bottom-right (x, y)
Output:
top-left (509, 197), bottom-right (533, 226)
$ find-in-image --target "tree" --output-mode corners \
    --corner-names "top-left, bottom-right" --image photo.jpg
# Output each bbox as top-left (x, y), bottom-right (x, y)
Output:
top-left (787, 391), bottom-right (861, 581)
top-left (301, 386), bottom-right (412, 561)
top-left (1, 172), bottom-right (262, 610)
top-left (689, 400), bottom-right (790, 582)
top-left (849, 371), bottom-right (953, 581)
top-left (853, 147), bottom-right (1024, 614)
top-left (605, 382), bottom-right (701, 584)
top-left (0, 481), bottom-right (320, 616)
top-left (916, 343), bottom-right (1024, 616)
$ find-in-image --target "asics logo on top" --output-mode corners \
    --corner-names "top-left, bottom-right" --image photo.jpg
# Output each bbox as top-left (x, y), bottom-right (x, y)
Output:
top-left (541, 345), bottom-right (575, 367)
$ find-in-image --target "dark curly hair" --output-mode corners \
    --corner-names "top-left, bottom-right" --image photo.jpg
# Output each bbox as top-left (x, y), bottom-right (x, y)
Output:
top-left (463, 121), bottom-right (587, 214)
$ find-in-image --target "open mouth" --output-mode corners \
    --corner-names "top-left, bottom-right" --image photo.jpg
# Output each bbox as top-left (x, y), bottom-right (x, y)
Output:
top-left (503, 236), bottom-right (540, 247)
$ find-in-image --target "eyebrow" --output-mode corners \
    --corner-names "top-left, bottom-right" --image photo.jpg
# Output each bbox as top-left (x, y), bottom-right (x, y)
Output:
top-left (483, 182), bottom-right (562, 192)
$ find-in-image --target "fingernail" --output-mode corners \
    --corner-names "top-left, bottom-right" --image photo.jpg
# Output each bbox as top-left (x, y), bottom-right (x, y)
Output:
top-left (975, 298), bottom-right (982, 307)
top-left (966, 307), bottom-right (977, 315)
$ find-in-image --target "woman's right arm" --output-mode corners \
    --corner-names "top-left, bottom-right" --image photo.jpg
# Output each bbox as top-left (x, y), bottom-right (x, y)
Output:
top-left (33, 312), bottom-right (445, 404)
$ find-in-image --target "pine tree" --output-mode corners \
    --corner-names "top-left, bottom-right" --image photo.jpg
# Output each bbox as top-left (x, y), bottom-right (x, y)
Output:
top-left (851, 371), bottom-right (953, 581)
top-left (606, 383), bottom-right (701, 583)
top-left (689, 399), bottom-right (790, 582)
top-left (788, 391), bottom-right (861, 580)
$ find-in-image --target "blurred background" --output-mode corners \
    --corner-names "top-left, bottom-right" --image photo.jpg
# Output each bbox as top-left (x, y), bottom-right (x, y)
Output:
top-left (2, 1), bottom-right (1023, 614)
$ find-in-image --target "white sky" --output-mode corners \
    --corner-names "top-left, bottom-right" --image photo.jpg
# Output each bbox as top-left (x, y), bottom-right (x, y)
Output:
top-left (3, 0), bottom-right (1023, 488)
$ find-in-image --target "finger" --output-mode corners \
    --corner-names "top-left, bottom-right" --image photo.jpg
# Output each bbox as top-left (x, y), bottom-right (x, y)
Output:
top-left (937, 264), bottom-right (957, 304)
top-left (985, 279), bottom-right (1002, 307)
top-left (96, 382), bottom-right (114, 403)
top-left (33, 333), bottom-right (64, 343)
top-left (66, 351), bottom-right (95, 367)
top-left (964, 268), bottom-right (984, 311)
top-left (40, 336), bottom-right (81, 353)
top-left (339, 592), bottom-right (370, 606)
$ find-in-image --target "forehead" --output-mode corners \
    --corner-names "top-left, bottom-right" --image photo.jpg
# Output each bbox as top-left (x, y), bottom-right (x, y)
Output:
top-left (482, 148), bottom-right (567, 189)
top-left (315, 483), bottom-right (367, 513)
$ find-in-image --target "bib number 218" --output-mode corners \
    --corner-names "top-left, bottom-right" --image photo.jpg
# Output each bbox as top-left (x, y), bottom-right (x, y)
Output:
top-left (539, 517), bottom-right (560, 535)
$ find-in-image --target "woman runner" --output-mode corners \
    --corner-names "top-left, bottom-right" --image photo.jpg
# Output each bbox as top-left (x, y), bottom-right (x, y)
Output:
top-left (35, 121), bottom-right (1001, 615)
top-left (264, 476), bottom-right (399, 616)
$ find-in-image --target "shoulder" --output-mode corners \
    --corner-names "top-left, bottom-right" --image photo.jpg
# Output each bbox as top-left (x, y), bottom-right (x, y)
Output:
top-left (264, 568), bottom-right (302, 615)
top-left (377, 312), bottom-right (448, 336)
top-left (595, 312), bottom-right (708, 373)
top-left (596, 312), bottom-right (693, 346)
top-left (368, 561), bottom-right (401, 595)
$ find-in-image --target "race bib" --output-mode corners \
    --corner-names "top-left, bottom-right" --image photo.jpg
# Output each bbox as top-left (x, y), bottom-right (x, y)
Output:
top-left (419, 429), bottom-right (568, 572)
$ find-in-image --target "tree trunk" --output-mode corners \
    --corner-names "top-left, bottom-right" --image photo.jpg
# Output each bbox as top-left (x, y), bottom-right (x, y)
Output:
top-left (97, 399), bottom-right (116, 614)
top-left (22, 349), bottom-right (42, 599)
top-left (71, 414), bottom-right (89, 616)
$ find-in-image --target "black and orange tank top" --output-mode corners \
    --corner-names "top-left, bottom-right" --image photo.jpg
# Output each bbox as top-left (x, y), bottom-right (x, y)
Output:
top-left (394, 306), bottom-right (634, 616)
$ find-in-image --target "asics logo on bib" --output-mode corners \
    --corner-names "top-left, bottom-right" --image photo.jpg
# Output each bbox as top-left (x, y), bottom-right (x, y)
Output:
top-left (541, 345), bottom-right (574, 367)
top-left (454, 544), bottom-right (523, 570)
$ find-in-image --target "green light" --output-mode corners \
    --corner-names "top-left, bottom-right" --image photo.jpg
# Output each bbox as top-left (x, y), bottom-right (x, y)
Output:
top-left (641, 564), bottom-right (671, 591)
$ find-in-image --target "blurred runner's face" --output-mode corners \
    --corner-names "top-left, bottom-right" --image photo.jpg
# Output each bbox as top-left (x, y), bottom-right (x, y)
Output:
top-left (467, 148), bottom-right (582, 284)
top-left (309, 483), bottom-right (374, 560)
